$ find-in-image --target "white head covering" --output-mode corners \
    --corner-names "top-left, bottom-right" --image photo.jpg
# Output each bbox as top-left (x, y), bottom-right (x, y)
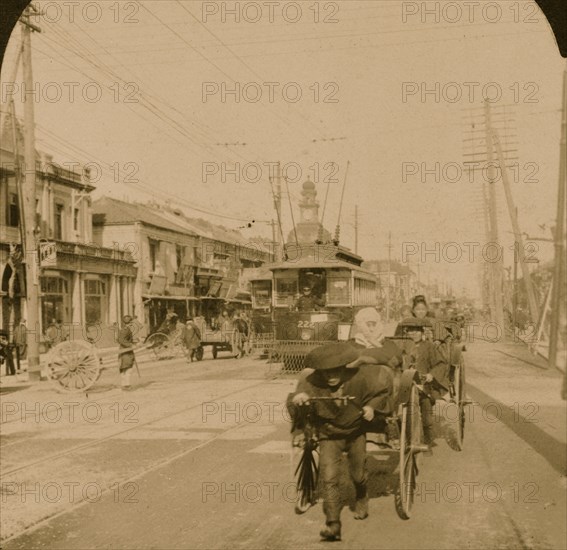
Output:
top-left (351, 307), bottom-right (384, 348)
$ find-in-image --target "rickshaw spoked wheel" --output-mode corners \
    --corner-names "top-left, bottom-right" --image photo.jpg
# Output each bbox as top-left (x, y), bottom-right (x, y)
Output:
top-left (453, 360), bottom-right (466, 451)
top-left (396, 383), bottom-right (421, 520)
top-left (47, 341), bottom-right (100, 393)
top-left (146, 332), bottom-right (171, 360)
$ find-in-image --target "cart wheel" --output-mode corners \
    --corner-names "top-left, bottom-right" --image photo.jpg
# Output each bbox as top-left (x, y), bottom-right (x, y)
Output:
top-left (396, 383), bottom-right (421, 520)
top-left (47, 341), bottom-right (100, 393)
top-left (212, 345), bottom-right (218, 359)
top-left (195, 346), bottom-right (204, 361)
top-left (453, 360), bottom-right (466, 451)
top-left (146, 332), bottom-right (171, 360)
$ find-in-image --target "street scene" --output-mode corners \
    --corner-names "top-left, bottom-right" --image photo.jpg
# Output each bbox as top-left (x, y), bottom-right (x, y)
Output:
top-left (0, 1), bottom-right (566, 548)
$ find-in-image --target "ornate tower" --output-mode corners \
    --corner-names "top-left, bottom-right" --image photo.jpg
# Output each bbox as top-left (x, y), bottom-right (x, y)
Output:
top-left (287, 180), bottom-right (331, 244)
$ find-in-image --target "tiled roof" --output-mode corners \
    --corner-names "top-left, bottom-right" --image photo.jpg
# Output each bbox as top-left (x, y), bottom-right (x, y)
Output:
top-left (92, 196), bottom-right (251, 246)
top-left (92, 197), bottom-right (191, 235)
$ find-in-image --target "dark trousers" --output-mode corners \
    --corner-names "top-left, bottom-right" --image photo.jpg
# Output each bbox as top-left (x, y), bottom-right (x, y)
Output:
top-left (420, 392), bottom-right (433, 440)
top-left (3, 349), bottom-right (16, 376)
top-left (319, 434), bottom-right (367, 524)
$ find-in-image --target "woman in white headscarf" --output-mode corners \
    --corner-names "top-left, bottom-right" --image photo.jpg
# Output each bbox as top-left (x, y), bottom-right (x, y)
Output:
top-left (350, 308), bottom-right (402, 369)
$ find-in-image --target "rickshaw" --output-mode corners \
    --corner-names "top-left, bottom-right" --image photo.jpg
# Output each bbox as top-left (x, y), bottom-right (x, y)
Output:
top-left (291, 367), bottom-right (428, 521)
top-left (144, 314), bottom-right (204, 361)
top-left (390, 317), bottom-right (468, 452)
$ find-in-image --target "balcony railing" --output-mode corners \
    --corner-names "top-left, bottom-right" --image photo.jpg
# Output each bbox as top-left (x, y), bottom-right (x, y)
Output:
top-left (49, 240), bottom-right (135, 262)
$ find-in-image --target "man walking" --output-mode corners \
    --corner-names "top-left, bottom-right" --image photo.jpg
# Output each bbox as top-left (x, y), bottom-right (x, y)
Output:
top-left (118, 315), bottom-right (137, 391)
top-left (183, 318), bottom-right (202, 363)
top-left (288, 342), bottom-right (395, 541)
top-left (13, 319), bottom-right (27, 373)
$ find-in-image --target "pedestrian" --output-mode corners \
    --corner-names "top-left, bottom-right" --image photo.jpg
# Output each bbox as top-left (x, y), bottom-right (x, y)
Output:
top-left (233, 312), bottom-right (249, 358)
top-left (0, 330), bottom-right (16, 377)
top-left (117, 315), bottom-right (137, 391)
top-left (13, 319), bottom-right (27, 372)
top-left (183, 318), bottom-right (202, 363)
top-left (288, 342), bottom-right (396, 542)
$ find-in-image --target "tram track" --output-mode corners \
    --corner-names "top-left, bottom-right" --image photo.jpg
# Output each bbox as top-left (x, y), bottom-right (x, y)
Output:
top-left (0, 390), bottom-right (274, 545)
top-left (0, 376), bottom-right (274, 480)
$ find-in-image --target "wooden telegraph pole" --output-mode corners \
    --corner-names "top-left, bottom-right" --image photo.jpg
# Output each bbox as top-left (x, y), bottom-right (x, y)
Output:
top-left (549, 63), bottom-right (567, 372)
top-left (491, 128), bottom-right (540, 325)
top-left (484, 100), bottom-right (505, 329)
top-left (20, 7), bottom-right (42, 381)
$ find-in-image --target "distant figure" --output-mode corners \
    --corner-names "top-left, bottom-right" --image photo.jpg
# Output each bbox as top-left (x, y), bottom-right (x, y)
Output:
top-left (399, 305), bottom-right (413, 320)
top-left (0, 330), bottom-right (16, 376)
top-left (295, 285), bottom-right (325, 312)
top-left (183, 318), bottom-right (202, 363)
top-left (13, 319), bottom-right (27, 372)
top-left (233, 312), bottom-right (249, 358)
top-left (117, 315), bottom-right (137, 391)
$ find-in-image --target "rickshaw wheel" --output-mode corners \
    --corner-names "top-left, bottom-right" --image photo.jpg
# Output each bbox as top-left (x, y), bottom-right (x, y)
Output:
top-left (195, 346), bottom-right (204, 361)
top-left (47, 341), bottom-right (100, 393)
top-left (454, 360), bottom-right (466, 451)
top-left (146, 332), bottom-right (172, 360)
top-left (396, 384), bottom-right (421, 520)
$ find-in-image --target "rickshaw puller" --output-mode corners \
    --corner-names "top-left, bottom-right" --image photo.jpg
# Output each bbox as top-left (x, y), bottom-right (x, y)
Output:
top-left (288, 342), bottom-right (396, 542)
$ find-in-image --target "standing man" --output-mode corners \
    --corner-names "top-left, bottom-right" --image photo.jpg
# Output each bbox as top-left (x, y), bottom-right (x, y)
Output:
top-left (183, 318), bottom-right (202, 363)
top-left (233, 312), bottom-right (249, 358)
top-left (13, 319), bottom-right (27, 373)
top-left (0, 330), bottom-right (16, 377)
top-left (117, 315), bottom-right (137, 391)
top-left (288, 343), bottom-right (395, 541)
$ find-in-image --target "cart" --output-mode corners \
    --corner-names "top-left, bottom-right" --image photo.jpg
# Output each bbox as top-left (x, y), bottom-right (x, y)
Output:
top-left (291, 368), bottom-right (428, 521)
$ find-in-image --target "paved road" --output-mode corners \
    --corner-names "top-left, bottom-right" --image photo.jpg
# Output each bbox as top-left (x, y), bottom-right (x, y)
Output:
top-left (1, 342), bottom-right (565, 549)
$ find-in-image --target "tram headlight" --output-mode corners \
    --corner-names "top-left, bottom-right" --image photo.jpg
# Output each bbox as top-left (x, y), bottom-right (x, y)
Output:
top-left (300, 329), bottom-right (312, 341)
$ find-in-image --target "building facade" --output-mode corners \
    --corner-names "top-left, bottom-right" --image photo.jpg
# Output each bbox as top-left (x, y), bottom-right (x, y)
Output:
top-left (0, 113), bottom-right (136, 347)
top-left (92, 197), bottom-right (272, 334)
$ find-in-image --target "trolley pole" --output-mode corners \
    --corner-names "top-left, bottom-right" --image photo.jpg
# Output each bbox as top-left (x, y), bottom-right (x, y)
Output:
top-left (21, 9), bottom-right (42, 381)
top-left (354, 205), bottom-right (358, 254)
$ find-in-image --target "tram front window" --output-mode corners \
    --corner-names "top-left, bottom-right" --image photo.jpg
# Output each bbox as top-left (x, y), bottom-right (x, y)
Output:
top-left (295, 270), bottom-right (326, 311)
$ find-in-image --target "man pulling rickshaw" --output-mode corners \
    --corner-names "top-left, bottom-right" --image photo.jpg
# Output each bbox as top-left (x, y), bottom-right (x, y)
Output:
top-left (287, 342), bottom-right (400, 541)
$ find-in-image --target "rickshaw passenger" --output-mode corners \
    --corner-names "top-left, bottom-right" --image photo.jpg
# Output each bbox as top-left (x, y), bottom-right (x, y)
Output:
top-left (288, 343), bottom-right (396, 541)
top-left (349, 307), bottom-right (402, 370)
top-left (401, 318), bottom-right (449, 447)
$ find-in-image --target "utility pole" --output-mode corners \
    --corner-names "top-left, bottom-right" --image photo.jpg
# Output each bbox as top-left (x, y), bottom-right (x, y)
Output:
top-left (513, 215), bottom-right (518, 334)
top-left (491, 127), bottom-right (540, 324)
top-left (549, 62), bottom-right (567, 372)
top-left (386, 231), bottom-right (392, 322)
top-left (354, 205), bottom-right (358, 254)
top-left (484, 100), bottom-right (505, 329)
top-left (21, 7), bottom-right (42, 381)
top-left (275, 162), bottom-right (282, 260)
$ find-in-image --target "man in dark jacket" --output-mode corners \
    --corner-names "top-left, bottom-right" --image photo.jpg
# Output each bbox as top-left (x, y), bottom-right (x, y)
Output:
top-left (118, 315), bottom-right (136, 390)
top-left (0, 330), bottom-right (16, 376)
top-left (288, 343), bottom-right (395, 541)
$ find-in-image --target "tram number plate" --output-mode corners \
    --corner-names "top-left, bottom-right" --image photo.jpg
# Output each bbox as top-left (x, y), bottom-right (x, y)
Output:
top-left (297, 321), bottom-right (315, 329)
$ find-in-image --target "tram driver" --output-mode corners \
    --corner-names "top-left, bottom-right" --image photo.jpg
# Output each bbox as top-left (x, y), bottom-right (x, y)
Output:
top-left (295, 284), bottom-right (326, 312)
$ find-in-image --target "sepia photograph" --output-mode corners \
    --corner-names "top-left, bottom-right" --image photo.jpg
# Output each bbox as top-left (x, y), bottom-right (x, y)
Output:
top-left (0, 1), bottom-right (565, 548)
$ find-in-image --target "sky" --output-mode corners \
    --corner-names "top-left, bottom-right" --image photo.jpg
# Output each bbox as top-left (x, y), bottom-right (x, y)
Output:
top-left (1, 0), bottom-right (565, 301)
